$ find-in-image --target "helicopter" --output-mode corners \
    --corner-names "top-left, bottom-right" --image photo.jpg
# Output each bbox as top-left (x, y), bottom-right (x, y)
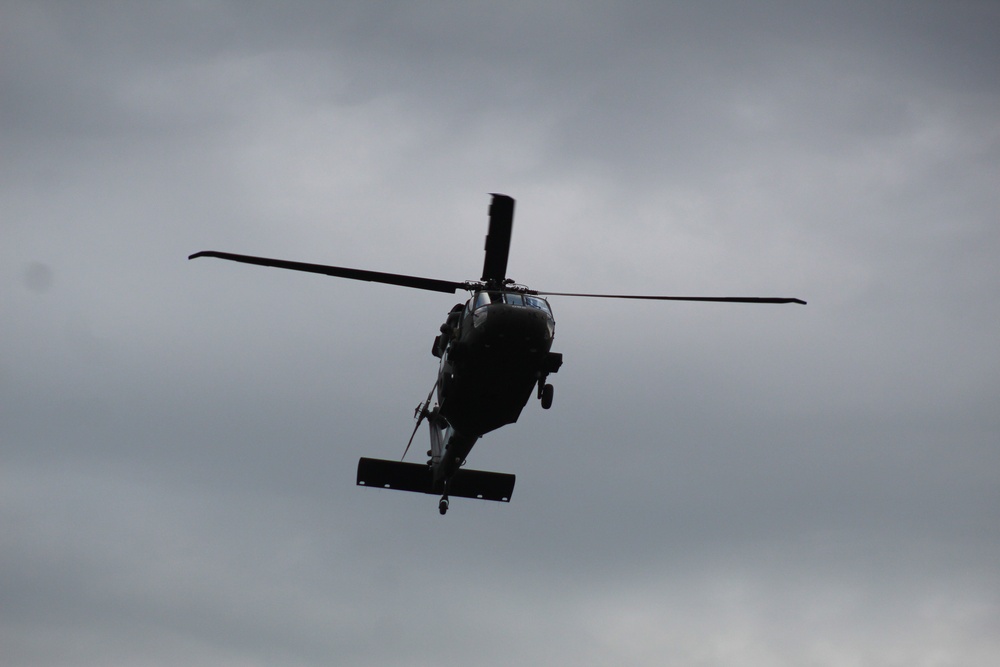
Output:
top-left (190, 194), bottom-right (805, 514)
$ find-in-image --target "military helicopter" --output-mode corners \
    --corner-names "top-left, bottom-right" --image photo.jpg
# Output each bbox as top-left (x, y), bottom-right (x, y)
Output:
top-left (190, 194), bottom-right (805, 514)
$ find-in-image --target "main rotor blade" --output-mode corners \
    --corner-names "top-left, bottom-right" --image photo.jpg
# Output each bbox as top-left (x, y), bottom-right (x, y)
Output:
top-left (531, 290), bottom-right (807, 305)
top-left (481, 194), bottom-right (515, 283)
top-left (188, 251), bottom-right (466, 294)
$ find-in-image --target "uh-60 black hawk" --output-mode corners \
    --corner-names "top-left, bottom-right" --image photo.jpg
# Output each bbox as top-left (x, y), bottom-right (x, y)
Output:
top-left (190, 194), bottom-right (805, 514)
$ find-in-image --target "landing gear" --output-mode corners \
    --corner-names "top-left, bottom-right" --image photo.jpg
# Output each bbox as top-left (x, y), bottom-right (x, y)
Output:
top-left (540, 383), bottom-right (554, 410)
top-left (537, 376), bottom-right (554, 409)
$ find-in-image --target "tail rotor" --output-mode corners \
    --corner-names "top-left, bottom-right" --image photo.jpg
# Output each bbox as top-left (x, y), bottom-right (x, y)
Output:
top-left (401, 380), bottom-right (438, 461)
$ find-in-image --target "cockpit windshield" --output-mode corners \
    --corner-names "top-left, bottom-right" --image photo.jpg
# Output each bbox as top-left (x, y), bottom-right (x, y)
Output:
top-left (472, 291), bottom-right (553, 316)
top-left (472, 291), bottom-right (552, 316)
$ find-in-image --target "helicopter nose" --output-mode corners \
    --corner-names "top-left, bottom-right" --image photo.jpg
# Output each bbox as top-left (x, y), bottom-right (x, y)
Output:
top-left (481, 304), bottom-right (552, 346)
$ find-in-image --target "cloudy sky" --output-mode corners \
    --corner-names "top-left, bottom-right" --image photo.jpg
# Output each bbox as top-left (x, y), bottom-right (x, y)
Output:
top-left (3, 2), bottom-right (999, 665)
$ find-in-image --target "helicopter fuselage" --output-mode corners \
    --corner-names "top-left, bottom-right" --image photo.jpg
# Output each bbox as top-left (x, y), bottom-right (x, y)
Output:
top-left (419, 289), bottom-right (561, 502)
top-left (434, 290), bottom-right (562, 438)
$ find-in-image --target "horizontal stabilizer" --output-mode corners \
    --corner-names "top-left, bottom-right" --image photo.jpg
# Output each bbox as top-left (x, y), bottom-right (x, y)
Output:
top-left (357, 457), bottom-right (515, 502)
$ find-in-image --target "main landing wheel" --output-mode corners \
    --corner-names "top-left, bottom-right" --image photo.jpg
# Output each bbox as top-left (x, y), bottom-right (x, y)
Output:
top-left (439, 497), bottom-right (449, 515)
top-left (540, 383), bottom-right (554, 410)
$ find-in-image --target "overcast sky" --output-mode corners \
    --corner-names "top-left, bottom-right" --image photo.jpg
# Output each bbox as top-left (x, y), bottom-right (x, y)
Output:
top-left (3, 2), bottom-right (999, 665)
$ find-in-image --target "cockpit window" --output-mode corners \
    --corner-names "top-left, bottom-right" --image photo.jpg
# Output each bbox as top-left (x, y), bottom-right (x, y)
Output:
top-left (474, 292), bottom-right (493, 310)
top-left (523, 295), bottom-right (553, 315)
top-left (504, 293), bottom-right (523, 306)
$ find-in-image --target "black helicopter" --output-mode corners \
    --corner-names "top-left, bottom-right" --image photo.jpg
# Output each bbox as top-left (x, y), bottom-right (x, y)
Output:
top-left (190, 194), bottom-right (805, 514)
